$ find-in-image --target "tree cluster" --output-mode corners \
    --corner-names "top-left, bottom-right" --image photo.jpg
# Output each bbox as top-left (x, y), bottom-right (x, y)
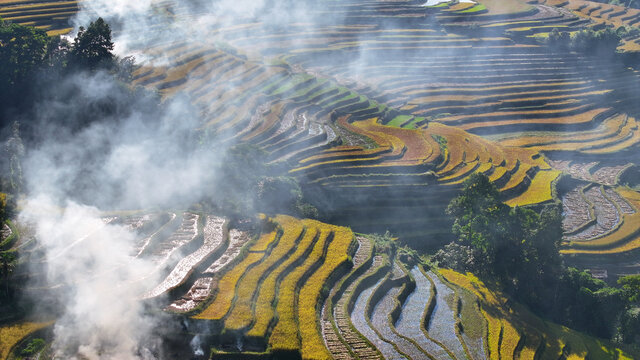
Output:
top-left (435, 173), bottom-right (640, 344)
top-left (0, 17), bottom-right (119, 115)
top-left (547, 27), bottom-right (625, 56)
top-left (435, 173), bottom-right (563, 298)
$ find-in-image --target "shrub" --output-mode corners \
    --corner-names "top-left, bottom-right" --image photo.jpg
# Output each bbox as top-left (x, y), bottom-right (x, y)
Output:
top-left (547, 28), bottom-right (571, 51)
top-left (572, 28), bottom-right (621, 56)
top-left (21, 338), bottom-right (46, 355)
top-left (432, 241), bottom-right (476, 273)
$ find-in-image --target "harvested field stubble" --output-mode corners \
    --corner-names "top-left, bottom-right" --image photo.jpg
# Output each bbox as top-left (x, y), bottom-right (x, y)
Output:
top-left (563, 188), bottom-right (640, 254)
top-left (320, 236), bottom-right (373, 359)
top-left (330, 252), bottom-right (385, 360)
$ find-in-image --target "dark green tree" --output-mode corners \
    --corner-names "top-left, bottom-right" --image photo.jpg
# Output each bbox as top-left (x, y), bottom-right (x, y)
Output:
top-left (45, 34), bottom-right (72, 70)
top-left (572, 28), bottom-right (621, 56)
top-left (444, 173), bottom-right (562, 299)
top-left (0, 192), bottom-right (7, 224)
top-left (547, 27), bottom-right (571, 51)
top-left (70, 17), bottom-right (114, 69)
top-left (0, 251), bottom-right (16, 299)
top-left (0, 20), bottom-right (48, 106)
top-left (553, 268), bottom-right (626, 338)
top-left (619, 307), bottom-right (640, 344)
top-left (619, 274), bottom-right (640, 303)
top-left (446, 173), bottom-right (508, 257)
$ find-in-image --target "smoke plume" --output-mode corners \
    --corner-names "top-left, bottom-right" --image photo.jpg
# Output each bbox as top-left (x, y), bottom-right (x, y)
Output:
top-left (18, 0), bottom-right (342, 357)
top-left (20, 71), bottom-right (221, 358)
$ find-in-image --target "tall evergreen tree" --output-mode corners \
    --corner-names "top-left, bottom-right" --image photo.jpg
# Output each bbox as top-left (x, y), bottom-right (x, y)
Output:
top-left (70, 17), bottom-right (115, 69)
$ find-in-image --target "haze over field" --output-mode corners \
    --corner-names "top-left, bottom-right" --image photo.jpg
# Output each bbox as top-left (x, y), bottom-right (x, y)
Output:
top-left (1, 0), bottom-right (640, 359)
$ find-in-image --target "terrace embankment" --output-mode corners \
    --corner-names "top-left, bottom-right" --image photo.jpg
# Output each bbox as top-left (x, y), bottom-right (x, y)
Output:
top-left (318, 245), bottom-right (636, 359)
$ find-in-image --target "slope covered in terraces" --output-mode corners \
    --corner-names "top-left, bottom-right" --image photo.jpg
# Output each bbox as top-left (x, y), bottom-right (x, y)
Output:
top-left (3, 0), bottom-right (640, 358)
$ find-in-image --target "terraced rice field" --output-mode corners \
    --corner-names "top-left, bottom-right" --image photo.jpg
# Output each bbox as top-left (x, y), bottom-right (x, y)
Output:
top-left (395, 267), bottom-right (452, 360)
top-left (327, 251), bottom-right (386, 359)
top-left (439, 269), bottom-right (635, 359)
top-left (190, 215), bottom-right (355, 358)
top-left (116, 0), bottom-right (640, 259)
top-left (533, 0), bottom-right (640, 50)
top-left (5, 210), bottom-right (638, 359)
top-left (144, 215), bottom-right (225, 300)
top-left (6, 0), bottom-right (640, 357)
top-left (129, 35), bottom-right (553, 248)
top-left (351, 277), bottom-right (404, 359)
top-left (0, 0), bottom-right (76, 35)
top-left (314, 252), bottom-right (635, 359)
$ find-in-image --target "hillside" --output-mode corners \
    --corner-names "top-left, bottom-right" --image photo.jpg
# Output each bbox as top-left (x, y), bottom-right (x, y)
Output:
top-left (1, 0), bottom-right (640, 359)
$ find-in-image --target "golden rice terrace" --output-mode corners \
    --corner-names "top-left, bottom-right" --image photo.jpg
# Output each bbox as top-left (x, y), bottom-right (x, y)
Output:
top-left (2, 0), bottom-right (640, 358)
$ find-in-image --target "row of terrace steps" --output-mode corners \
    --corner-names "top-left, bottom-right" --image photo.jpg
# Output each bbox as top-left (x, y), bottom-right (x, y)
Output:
top-left (132, 41), bottom-right (392, 155)
top-left (333, 252), bottom-right (387, 360)
top-left (350, 261), bottom-right (485, 359)
top-left (0, 0), bottom-right (77, 33)
top-left (536, 0), bottom-right (640, 28)
top-left (88, 211), bottom-right (251, 313)
top-left (282, 36), bottom-right (640, 138)
top-left (167, 224), bottom-right (250, 313)
top-left (183, 216), bottom-right (356, 358)
top-left (499, 113), bottom-right (640, 154)
top-left (548, 160), bottom-right (631, 186)
top-left (321, 236), bottom-right (376, 360)
top-left (144, 215), bottom-right (226, 300)
top-left (562, 184), bottom-right (635, 242)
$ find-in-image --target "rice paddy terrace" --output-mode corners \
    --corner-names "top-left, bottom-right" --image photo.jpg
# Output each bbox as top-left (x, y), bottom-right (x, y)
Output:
top-left (121, 0), bottom-right (640, 279)
top-left (5, 211), bottom-right (636, 359)
top-left (3, 0), bottom-right (640, 358)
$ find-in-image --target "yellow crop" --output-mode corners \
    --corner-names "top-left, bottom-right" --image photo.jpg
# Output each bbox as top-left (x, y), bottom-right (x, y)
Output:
top-left (505, 170), bottom-right (561, 207)
top-left (298, 226), bottom-right (353, 360)
top-left (194, 252), bottom-right (264, 320)
top-left (440, 269), bottom-right (635, 359)
top-left (0, 321), bottom-right (52, 360)
top-left (197, 229), bottom-right (279, 320)
top-left (247, 222), bottom-right (316, 338)
top-left (269, 227), bottom-right (328, 352)
top-left (225, 217), bottom-right (304, 330)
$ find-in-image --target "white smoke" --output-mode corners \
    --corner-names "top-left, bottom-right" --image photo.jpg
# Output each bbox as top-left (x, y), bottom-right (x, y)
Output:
top-left (17, 0), bottom-right (333, 357)
top-left (20, 197), bottom-right (159, 359)
top-left (72, 0), bottom-right (325, 62)
top-left (19, 67), bottom-right (223, 357)
top-left (190, 334), bottom-right (204, 357)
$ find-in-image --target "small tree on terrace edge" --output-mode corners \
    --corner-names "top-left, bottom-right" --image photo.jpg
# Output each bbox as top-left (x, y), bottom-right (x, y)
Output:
top-left (70, 17), bottom-right (114, 69)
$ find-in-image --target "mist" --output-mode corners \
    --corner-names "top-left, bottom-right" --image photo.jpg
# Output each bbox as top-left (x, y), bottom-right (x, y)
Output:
top-left (20, 198), bottom-right (161, 359)
top-left (9, 0), bottom-right (598, 358)
top-left (16, 0), bottom-right (311, 357)
top-left (18, 69), bottom-right (223, 358)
